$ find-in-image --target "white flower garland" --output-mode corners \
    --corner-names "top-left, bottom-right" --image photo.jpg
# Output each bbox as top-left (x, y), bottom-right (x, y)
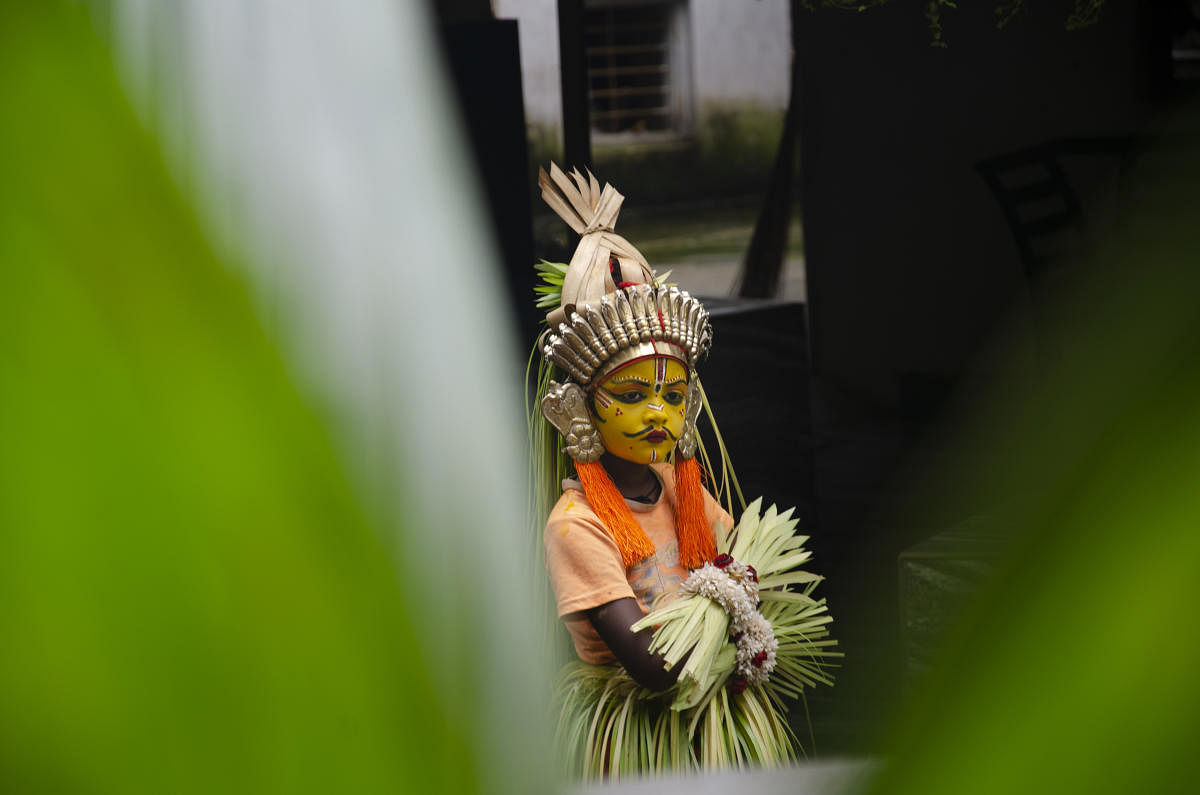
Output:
top-left (680, 555), bottom-right (777, 687)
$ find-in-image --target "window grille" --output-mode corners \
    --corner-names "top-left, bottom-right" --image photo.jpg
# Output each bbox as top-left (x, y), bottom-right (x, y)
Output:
top-left (584, 1), bottom-right (687, 136)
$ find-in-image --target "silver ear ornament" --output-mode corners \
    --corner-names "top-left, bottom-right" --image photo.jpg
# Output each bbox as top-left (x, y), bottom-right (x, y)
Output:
top-left (541, 380), bottom-right (605, 463)
top-left (675, 375), bottom-right (705, 459)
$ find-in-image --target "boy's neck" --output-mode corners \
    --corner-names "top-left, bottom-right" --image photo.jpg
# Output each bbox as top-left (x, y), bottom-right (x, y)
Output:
top-left (600, 453), bottom-right (659, 501)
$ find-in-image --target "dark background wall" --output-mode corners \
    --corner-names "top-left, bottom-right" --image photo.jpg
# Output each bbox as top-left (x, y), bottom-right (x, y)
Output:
top-left (800, 1), bottom-right (1152, 404)
top-left (795, 0), bottom-right (1163, 751)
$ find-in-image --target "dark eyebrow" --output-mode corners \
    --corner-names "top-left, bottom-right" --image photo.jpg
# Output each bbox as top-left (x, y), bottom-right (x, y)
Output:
top-left (664, 378), bottom-right (687, 388)
top-left (607, 376), bottom-right (651, 387)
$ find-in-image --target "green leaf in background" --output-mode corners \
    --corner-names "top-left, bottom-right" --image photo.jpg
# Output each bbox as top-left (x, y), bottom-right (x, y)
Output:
top-left (868, 100), bottom-right (1200, 795)
top-left (0, 3), bottom-right (473, 792)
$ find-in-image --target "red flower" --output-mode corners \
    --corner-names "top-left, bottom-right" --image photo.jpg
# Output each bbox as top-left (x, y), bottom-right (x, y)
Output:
top-left (752, 651), bottom-right (768, 668)
top-left (746, 564), bottom-right (758, 582)
top-left (730, 677), bottom-right (748, 694)
top-left (713, 554), bottom-right (734, 569)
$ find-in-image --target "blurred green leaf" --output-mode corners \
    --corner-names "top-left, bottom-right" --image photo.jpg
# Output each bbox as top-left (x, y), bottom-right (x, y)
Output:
top-left (871, 105), bottom-right (1200, 795)
top-left (0, 4), bottom-right (474, 792)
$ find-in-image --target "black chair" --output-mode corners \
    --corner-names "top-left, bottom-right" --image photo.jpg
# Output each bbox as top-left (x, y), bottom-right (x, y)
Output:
top-left (976, 136), bottom-right (1137, 284)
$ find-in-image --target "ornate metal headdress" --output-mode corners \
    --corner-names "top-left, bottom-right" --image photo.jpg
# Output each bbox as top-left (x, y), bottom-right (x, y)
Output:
top-left (537, 163), bottom-right (712, 464)
top-left (537, 163), bottom-right (712, 391)
top-left (543, 283), bottom-right (711, 387)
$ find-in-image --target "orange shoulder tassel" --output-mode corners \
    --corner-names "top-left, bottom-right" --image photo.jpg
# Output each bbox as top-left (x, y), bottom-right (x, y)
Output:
top-left (575, 459), bottom-right (656, 566)
top-left (674, 455), bottom-right (717, 569)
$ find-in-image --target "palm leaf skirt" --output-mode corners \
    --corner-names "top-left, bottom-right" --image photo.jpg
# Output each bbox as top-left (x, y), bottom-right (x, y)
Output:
top-left (553, 499), bottom-right (841, 781)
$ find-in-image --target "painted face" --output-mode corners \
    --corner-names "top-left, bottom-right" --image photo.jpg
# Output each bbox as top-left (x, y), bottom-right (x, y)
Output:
top-left (591, 357), bottom-right (688, 464)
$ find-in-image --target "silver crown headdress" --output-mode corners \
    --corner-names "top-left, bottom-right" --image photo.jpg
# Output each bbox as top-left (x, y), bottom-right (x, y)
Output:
top-left (537, 163), bottom-right (712, 387)
top-left (544, 283), bottom-right (711, 386)
top-left (536, 164), bottom-right (712, 462)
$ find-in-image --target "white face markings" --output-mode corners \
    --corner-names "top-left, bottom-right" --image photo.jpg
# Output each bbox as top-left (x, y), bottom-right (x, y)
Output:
top-left (593, 390), bottom-right (613, 409)
top-left (647, 402), bottom-right (665, 412)
top-left (654, 358), bottom-right (666, 392)
top-left (650, 449), bottom-right (657, 463)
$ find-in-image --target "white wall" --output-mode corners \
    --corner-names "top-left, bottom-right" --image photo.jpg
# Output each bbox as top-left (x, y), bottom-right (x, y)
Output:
top-left (690, 0), bottom-right (790, 108)
top-left (494, 0), bottom-right (561, 127)
top-left (493, 0), bottom-right (791, 130)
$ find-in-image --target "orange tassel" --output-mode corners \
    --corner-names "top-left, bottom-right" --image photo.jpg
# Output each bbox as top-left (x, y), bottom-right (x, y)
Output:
top-left (575, 460), bottom-right (656, 566)
top-left (675, 455), bottom-right (716, 569)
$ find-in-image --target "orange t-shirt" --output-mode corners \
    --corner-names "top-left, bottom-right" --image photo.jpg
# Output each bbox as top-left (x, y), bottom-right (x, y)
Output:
top-left (543, 463), bottom-right (734, 664)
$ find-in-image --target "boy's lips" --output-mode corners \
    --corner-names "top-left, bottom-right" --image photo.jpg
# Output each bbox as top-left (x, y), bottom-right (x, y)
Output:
top-left (644, 430), bottom-right (669, 443)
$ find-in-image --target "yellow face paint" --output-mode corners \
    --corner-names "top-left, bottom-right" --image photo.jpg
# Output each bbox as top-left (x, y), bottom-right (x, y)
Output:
top-left (591, 357), bottom-right (688, 465)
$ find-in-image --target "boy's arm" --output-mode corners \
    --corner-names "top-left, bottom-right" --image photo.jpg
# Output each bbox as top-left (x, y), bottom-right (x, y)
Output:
top-left (586, 597), bottom-right (682, 691)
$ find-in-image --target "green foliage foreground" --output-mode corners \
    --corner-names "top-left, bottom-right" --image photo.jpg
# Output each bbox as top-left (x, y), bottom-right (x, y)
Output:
top-left (0, 4), bottom-right (472, 792)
